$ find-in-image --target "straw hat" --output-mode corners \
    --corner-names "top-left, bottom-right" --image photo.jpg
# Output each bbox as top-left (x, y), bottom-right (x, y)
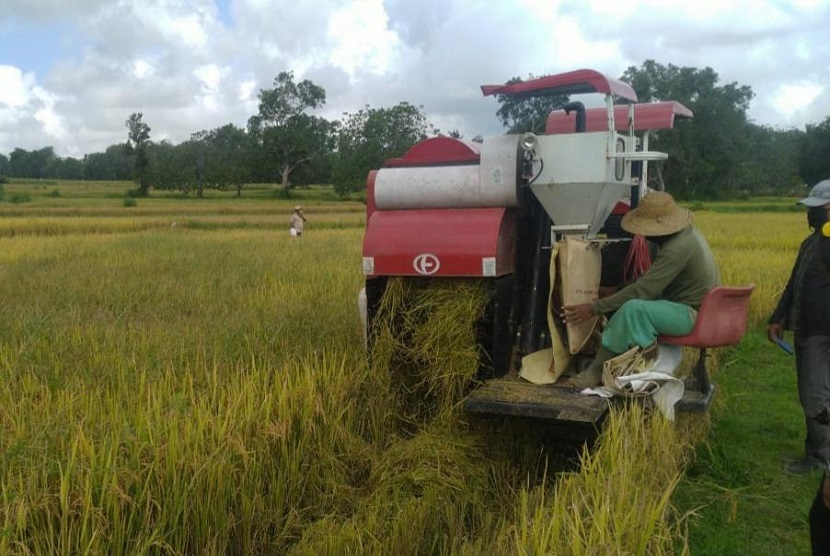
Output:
top-left (294, 205), bottom-right (302, 211)
top-left (621, 191), bottom-right (692, 236)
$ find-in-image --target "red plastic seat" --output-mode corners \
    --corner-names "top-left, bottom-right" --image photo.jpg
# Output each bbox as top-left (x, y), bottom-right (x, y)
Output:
top-left (659, 284), bottom-right (755, 348)
top-left (659, 285), bottom-right (754, 414)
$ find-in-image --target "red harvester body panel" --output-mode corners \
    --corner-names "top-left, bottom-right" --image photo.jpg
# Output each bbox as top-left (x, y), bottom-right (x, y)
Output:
top-left (546, 101), bottom-right (693, 134)
top-left (362, 208), bottom-right (516, 278)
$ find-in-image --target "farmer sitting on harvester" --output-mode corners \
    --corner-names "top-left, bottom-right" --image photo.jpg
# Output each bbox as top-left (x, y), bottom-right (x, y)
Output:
top-left (563, 191), bottom-right (720, 388)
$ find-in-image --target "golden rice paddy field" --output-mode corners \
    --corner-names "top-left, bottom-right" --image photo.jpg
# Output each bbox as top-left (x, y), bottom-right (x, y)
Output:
top-left (0, 181), bottom-right (813, 554)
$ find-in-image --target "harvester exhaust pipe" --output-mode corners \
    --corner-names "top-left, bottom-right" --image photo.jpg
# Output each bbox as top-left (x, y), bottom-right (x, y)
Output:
top-left (563, 101), bottom-right (586, 133)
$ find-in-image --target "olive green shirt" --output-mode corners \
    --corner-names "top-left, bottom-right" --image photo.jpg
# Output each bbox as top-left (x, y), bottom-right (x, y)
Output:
top-left (592, 225), bottom-right (720, 314)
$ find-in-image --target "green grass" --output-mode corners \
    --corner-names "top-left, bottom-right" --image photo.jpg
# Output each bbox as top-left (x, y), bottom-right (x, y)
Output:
top-left (676, 330), bottom-right (815, 555)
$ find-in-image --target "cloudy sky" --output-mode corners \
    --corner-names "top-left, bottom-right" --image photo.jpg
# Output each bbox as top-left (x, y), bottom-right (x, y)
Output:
top-left (1, 0), bottom-right (828, 159)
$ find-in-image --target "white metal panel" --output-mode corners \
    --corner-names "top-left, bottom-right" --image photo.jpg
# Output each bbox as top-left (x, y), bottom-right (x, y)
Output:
top-left (374, 166), bottom-right (481, 209)
top-left (478, 135), bottom-right (520, 207)
top-left (373, 136), bottom-right (521, 210)
top-left (533, 133), bottom-right (611, 184)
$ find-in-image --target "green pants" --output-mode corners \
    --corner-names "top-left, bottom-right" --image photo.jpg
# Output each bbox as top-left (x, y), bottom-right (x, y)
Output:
top-left (602, 299), bottom-right (696, 354)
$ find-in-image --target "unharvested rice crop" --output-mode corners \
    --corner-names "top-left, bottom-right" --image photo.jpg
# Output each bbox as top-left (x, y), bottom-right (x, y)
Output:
top-left (0, 191), bottom-right (807, 554)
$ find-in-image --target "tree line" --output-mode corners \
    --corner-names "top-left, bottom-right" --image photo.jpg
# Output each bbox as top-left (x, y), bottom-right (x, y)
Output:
top-left (1, 61), bottom-right (828, 200)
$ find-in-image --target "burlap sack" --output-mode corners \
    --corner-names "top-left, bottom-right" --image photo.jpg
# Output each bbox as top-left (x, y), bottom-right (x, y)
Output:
top-left (519, 242), bottom-right (572, 384)
top-left (601, 344), bottom-right (660, 396)
top-left (559, 236), bottom-right (601, 354)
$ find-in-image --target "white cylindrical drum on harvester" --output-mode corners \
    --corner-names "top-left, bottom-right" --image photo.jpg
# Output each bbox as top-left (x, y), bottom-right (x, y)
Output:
top-left (373, 135), bottom-right (521, 210)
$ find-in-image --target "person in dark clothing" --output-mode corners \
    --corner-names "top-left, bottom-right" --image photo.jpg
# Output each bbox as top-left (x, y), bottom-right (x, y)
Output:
top-left (768, 179), bottom-right (830, 475)
top-left (810, 471), bottom-right (830, 555)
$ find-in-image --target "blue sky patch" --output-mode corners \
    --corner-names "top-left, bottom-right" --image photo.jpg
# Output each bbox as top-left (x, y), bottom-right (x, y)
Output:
top-left (215, 0), bottom-right (233, 27)
top-left (0, 18), bottom-right (83, 78)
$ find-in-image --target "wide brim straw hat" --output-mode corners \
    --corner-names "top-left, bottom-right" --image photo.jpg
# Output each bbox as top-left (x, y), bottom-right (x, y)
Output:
top-left (294, 205), bottom-right (302, 211)
top-left (621, 191), bottom-right (692, 236)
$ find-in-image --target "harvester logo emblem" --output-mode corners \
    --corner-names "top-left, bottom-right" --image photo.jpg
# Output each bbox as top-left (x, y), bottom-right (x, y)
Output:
top-left (413, 253), bottom-right (440, 275)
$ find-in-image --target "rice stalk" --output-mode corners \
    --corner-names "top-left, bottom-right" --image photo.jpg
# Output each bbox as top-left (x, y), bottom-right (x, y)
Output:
top-left (369, 277), bottom-right (489, 428)
top-left (289, 420), bottom-right (502, 556)
top-left (510, 404), bottom-right (706, 555)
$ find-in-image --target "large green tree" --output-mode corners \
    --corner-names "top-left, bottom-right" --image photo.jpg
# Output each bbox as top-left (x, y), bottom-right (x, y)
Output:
top-left (145, 140), bottom-right (198, 194)
top-left (7, 147), bottom-right (56, 179)
top-left (84, 144), bottom-right (134, 181)
top-left (743, 124), bottom-right (802, 194)
top-left (247, 71), bottom-right (334, 188)
top-left (51, 156), bottom-right (85, 180)
top-left (191, 124), bottom-right (252, 197)
top-left (125, 112), bottom-right (152, 196)
top-left (621, 61), bottom-right (756, 199)
top-left (800, 117), bottom-right (830, 186)
top-left (332, 102), bottom-right (438, 196)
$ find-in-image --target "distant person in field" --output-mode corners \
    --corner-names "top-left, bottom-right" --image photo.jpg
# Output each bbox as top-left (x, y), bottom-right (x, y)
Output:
top-left (289, 205), bottom-right (307, 237)
top-left (768, 179), bottom-right (830, 475)
top-left (563, 191), bottom-right (720, 388)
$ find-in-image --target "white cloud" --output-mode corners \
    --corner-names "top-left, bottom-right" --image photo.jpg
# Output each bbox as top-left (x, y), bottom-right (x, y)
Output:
top-left (0, 0), bottom-right (829, 156)
top-left (774, 83), bottom-right (824, 107)
top-left (238, 79), bottom-right (256, 102)
top-left (132, 59), bottom-right (155, 79)
top-left (159, 12), bottom-right (209, 51)
top-left (769, 82), bottom-right (825, 123)
top-left (194, 64), bottom-right (224, 91)
top-left (194, 64), bottom-right (227, 112)
top-left (0, 64), bottom-right (72, 152)
top-left (0, 66), bottom-right (35, 108)
top-left (327, 0), bottom-right (400, 76)
top-left (32, 87), bottom-right (69, 141)
top-left (545, 16), bottom-right (624, 74)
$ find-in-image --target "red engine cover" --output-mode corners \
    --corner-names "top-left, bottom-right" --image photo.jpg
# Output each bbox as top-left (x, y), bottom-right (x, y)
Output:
top-left (362, 207), bottom-right (516, 278)
top-left (383, 136), bottom-right (480, 167)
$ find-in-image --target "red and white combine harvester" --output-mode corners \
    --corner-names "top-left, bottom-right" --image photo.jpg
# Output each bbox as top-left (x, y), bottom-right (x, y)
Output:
top-left (361, 69), bottom-right (752, 427)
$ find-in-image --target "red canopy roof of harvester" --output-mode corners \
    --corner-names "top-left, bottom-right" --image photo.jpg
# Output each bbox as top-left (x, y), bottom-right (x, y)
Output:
top-left (481, 69), bottom-right (638, 102)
